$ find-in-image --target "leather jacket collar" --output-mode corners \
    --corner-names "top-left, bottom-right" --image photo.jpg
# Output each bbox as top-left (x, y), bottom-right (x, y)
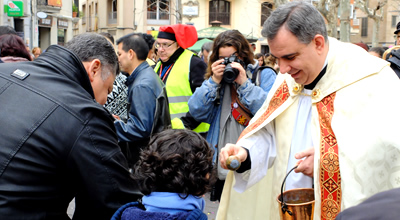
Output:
top-left (36, 45), bottom-right (95, 98)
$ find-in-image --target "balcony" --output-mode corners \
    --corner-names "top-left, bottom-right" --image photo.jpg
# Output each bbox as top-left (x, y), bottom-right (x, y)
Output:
top-left (147, 11), bottom-right (170, 25)
top-left (147, 11), bottom-right (169, 20)
top-left (209, 12), bottom-right (230, 25)
top-left (37, 0), bottom-right (62, 13)
top-left (108, 11), bottom-right (117, 24)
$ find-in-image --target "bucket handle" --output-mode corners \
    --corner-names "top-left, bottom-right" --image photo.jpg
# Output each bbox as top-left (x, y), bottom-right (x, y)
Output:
top-left (280, 165), bottom-right (298, 216)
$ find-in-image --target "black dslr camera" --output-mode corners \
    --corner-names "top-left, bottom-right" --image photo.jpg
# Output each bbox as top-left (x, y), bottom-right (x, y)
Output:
top-left (222, 55), bottom-right (245, 83)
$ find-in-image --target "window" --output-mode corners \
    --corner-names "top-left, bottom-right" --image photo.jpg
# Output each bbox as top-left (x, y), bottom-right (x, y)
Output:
top-left (109, 0), bottom-right (117, 24)
top-left (57, 29), bottom-right (66, 46)
top-left (261, 2), bottom-right (273, 26)
top-left (82, 4), bottom-right (86, 24)
top-left (209, 0), bottom-right (231, 25)
top-left (392, 15), bottom-right (397, 28)
top-left (361, 17), bottom-right (368, 37)
top-left (89, 4), bottom-right (92, 30)
top-left (147, 0), bottom-right (170, 25)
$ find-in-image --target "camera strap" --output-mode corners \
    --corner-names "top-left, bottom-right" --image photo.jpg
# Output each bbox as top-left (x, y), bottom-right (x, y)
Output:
top-left (230, 84), bottom-right (253, 126)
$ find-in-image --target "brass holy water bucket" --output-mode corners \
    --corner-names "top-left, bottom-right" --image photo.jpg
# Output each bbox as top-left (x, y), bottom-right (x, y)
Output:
top-left (276, 166), bottom-right (315, 220)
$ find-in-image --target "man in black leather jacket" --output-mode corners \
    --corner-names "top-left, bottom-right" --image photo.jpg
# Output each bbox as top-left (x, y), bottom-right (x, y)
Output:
top-left (0, 33), bottom-right (141, 219)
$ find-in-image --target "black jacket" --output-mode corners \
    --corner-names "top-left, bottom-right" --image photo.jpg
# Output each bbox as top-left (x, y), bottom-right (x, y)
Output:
top-left (335, 188), bottom-right (400, 220)
top-left (0, 45), bottom-right (141, 219)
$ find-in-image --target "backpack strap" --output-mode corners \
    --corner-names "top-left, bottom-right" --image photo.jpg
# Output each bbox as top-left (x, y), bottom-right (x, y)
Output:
top-left (252, 66), bottom-right (277, 86)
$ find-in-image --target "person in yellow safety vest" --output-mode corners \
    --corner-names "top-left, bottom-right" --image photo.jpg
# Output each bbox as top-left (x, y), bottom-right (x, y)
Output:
top-left (154, 24), bottom-right (209, 136)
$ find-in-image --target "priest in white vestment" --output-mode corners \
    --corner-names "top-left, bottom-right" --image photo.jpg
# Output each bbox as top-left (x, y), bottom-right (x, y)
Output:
top-left (217, 2), bottom-right (400, 220)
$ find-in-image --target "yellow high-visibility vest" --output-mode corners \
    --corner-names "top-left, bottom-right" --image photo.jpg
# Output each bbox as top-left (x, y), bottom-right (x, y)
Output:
top-left (155, 50), bottom-right (210, 133)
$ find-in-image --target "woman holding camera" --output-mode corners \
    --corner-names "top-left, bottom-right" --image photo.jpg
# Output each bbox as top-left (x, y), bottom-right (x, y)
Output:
top-left (188, 30), bottom-right (276, 201)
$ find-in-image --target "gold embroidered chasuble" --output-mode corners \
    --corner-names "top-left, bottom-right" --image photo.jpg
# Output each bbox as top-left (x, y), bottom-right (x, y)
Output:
top-left (216, 38), bottom-right (400, 220)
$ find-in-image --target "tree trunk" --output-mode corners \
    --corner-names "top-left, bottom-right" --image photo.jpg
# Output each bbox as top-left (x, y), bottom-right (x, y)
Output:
top-left (318, 0), bottom-right (339, 38)
top-left (340, 0), bottom-right (351, 42)
top-left (327, 5), bottom-right (339, 38)
top-left (372, 18), bottom-right (380, 47)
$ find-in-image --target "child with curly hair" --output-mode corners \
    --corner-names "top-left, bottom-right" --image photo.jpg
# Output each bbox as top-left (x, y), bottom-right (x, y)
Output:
top-left (111, 129), bottom-right (216, 220)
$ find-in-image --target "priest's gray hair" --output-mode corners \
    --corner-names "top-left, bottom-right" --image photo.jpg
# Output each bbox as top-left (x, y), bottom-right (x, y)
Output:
top-left (262, 1), bottom-right (328, 44)
top-left (65, 33), bottom-right (119, 81)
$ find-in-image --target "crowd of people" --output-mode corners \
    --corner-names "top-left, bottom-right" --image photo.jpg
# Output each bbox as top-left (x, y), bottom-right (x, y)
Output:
top-left (1, 1), bottom-right (400, 219)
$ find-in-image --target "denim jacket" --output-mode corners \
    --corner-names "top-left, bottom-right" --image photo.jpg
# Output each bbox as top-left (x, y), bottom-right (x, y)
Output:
top-left (188, 72), bottom-right (276, 162)
top-left (247, 59), bottom-right (276, 92)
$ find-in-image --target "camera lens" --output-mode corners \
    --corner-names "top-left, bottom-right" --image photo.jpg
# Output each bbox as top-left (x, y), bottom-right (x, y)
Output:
top-left (223, 64), bottom-right (239, 83)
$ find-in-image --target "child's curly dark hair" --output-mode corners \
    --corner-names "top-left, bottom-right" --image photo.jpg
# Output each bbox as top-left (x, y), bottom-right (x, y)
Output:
top-left (133, 129), bottom-right (216, 199)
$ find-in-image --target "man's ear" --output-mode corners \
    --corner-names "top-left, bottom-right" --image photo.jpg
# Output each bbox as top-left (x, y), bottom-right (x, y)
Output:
top-left (128, 49), bottom-right (136, 61)
top-left (314, 34), bottom-right (325, 54)
top-left (84, 59), bottom-right (102, 82)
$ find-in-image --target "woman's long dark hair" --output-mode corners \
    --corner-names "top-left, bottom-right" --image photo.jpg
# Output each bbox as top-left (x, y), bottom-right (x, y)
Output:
top-left (205, 30), bottom-right (254, 79)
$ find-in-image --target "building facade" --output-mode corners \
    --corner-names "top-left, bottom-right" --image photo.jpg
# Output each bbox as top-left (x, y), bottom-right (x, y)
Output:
top-left (351, 0), bottom-right (400, 47)
top-left (76, 0), bottom-right (272, 53)
top-left (1, 0), bottom-right (76, 51)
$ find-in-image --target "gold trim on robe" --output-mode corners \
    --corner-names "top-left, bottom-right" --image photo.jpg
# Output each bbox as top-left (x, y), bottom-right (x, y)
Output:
top-left (317, 92), bottom-right (342, 219)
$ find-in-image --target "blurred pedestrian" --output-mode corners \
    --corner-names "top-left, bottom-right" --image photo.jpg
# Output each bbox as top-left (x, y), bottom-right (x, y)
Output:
top-left (0, 25), bottom-right (17, 36)
top-left (250, 43), bottom-right (256, 53)
top-left (265, 53), bottom-right (279, 73)
top-left (254, 53), bottom-right (265, 66)
top-left (0, 34), bottom-right (32, 62)
top-left (99, 32), bottom-right (115, 44)
top-left (111, 129), bottom-right (215, 220)
top-left (0, 33), bottom-right (141, 219)
top-left (154, 24), bottom-right (209, 136)
top-left (32, 47), bottom-right (42, 59)
top-left (394, 21), bottom-right (400, 45)
top-left (151, 42), bottom-right (159, 63)
top-left (354, 41), bottom-right (369, 51)
top-left (102, 32), bottom-right (129, 122)
top-left (368, 47), bottom-right (385, 58)
top-left (0, 26), bottom-right (17, 64)
top-left (382, 45), bottom-right (400, 78)
top-left (251, 53), bottom-right (278, 87)
top-left (200, 41), bottom-right (213, 65)
top-left (142, 33), bottom-right (156, 67)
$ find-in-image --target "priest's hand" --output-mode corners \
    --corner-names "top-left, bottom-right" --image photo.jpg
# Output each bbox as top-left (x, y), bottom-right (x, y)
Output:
top-left (294, 147), bottom-right (314, 177)
top-left (219, 144), bottom-right (248, 170)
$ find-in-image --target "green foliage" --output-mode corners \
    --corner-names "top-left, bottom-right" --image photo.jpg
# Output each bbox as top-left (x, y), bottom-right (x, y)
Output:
top-left (72, 3), bottom-right (78, 13)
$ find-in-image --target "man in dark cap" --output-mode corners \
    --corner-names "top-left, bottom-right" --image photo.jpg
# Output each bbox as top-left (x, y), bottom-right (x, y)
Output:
top-left (394, 21), bottom-right (400, 45)
top-left (154, 24), bottom-right (209, 135)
